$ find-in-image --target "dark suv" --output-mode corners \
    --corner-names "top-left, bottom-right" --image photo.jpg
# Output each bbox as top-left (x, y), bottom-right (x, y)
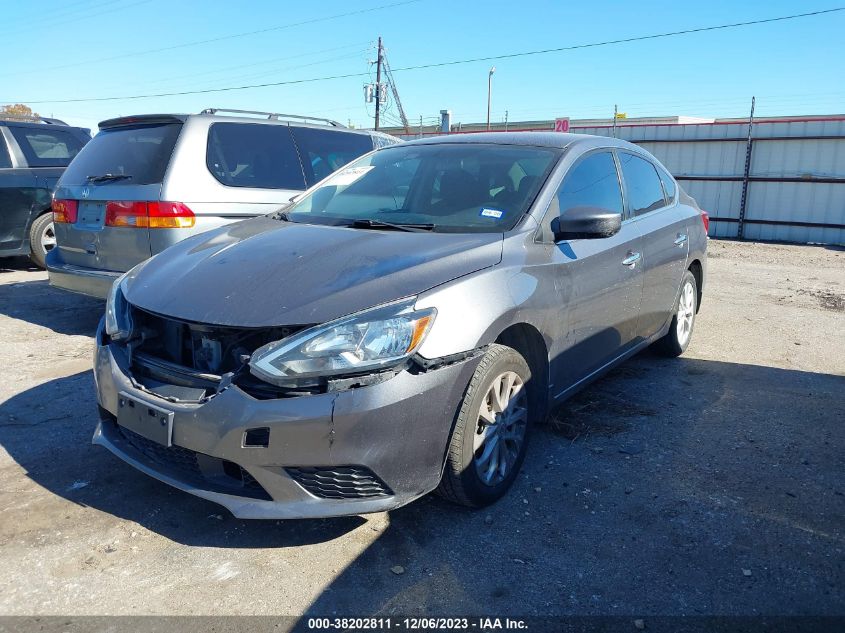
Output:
top-left (0, 116), bottom-right (90, 267)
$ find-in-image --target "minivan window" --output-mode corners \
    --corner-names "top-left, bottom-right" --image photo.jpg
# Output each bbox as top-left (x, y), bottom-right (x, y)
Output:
top-left (61, 123), bottom-right (181, 185)
top-left (618, 152), bottom-right (666, 216)
top-left (289, 127), bottom-right (375, 186)
top-left (557, 152), bottom-right (623, 216)
top-left (9, 127), bottom-right (85, 168)
top-left (286, 143), bottom-right (559, 233)
top-left (0, 138), bottom-right (11, 168)
top-left (207, 123), bottom-right (306, 190)
top-left (657, 166), bottom-right (676, 203)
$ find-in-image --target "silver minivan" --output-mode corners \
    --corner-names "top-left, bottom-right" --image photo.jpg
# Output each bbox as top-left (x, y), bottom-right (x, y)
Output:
top-left (46, 109), bottom-right (397, 297)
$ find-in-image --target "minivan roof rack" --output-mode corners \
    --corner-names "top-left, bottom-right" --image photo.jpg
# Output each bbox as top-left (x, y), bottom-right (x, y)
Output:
top-left (199, 108), bottom-right (345, 128)
top-left (0, 114), bottom-right (68, 125)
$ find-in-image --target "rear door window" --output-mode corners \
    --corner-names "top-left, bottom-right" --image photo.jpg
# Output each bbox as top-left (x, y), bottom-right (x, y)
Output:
top-left (207, 122), bottom-right (306, 190)
top-left (289, 127), bottom-right (375, 186)
top-left (8, 127), bottom-right (85, 167)
top-left (61, 122), bottom-right (181, 185)
top-left (618, 152), bottom-right (666, 216)
top-left (657, 166), bottom-right (677, 203)
top-left (557, 151), bottom-right (623, 215)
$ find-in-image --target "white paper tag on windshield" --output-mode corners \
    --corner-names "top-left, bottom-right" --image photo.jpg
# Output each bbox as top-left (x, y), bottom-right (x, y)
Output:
top-left (328, 166), bottom-right (374, 187)
top-left (479, 208), bottom-right (504, 219)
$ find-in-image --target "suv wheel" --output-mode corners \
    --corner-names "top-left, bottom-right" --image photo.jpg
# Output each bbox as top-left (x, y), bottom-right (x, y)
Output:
top-left (437, 344), bottom-right (532, 508)
top-left (29, 213), bottom-right (56, 269)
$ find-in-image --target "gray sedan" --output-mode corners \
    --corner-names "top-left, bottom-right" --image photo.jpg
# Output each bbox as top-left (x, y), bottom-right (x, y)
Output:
top-left (92, 132), bottom-right (707, 518)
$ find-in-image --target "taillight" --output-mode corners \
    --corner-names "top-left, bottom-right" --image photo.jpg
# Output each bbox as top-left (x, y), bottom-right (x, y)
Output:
top-left (105, 201), bottom-right (195, 229)
top-left (52, 199), bottom-right (78, 223)
top-left (701, 209), bottom-right (710, 234)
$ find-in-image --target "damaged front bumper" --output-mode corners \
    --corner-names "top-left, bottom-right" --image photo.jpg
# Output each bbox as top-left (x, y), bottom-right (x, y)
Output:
top-left (92, 319), bottom-right (480, 519)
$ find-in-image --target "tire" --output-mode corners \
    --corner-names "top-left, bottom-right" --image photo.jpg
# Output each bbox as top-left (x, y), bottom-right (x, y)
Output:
top-left (654, 269), bottom-right (698, 357)
top-left (437, 344), bottom-right (532, 508)
top-left (28, 213), bottom-right (56, 269)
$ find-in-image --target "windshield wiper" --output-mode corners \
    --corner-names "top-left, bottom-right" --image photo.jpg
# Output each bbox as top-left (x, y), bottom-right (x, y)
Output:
top-left (348, 218), bottom-right (436, 233)
top-left (86, 173), bottom-right (132, 183)
top-left (271, 210), bottom-right (293, 222)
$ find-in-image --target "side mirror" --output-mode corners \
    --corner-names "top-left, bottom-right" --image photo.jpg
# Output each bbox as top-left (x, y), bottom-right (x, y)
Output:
top-left (551, 206), bottom-right (621, 241)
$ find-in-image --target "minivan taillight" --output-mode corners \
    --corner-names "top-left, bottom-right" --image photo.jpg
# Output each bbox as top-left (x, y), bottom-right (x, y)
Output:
top-left (701, 209), bottom-right (710, 234)
top-left (105, 201), bottom-right (195, 229)
top-left (53, 199), bottom-right (78, 223)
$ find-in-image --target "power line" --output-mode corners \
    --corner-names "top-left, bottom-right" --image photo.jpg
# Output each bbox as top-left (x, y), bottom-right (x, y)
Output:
top-left (107, 41), bottom-right (371, 90)
top-left (0, 0), bottom-right (421, 78)
top-left (9, 6), bottom-right (844, 104)
top-left (390, 7), bottom-right (845, 72)
top-left (11, 0), bottom-right (152, 35)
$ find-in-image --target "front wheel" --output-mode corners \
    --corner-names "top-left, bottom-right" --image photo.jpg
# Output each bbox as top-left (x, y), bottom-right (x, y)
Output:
top-left (654, 270), bottom-right (698, 357)
top-left (437, 344), bottom-right (532, 508)
top-left (29, 213), bottom-right (56, 269)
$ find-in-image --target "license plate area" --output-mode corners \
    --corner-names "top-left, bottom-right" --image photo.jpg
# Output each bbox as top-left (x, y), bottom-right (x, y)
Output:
top-left (77, 201), bottom-right (106, 229)
top-left (117, 391), bottom-right (174, 447)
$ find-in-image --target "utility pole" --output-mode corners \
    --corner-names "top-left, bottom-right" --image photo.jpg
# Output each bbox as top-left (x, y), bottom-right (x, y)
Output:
top-left (486, 66), bottom-right (496, 131)
top-left (419, 115), bottom-right (423, 139)
top-left (612, 104), bottom-right (618, 138)
top-left (374, 36), bottom-right (383, 131)
top-left (504, 110), bottom-right (509, 132)
top-left (737, 96), bottom-right (756, 240)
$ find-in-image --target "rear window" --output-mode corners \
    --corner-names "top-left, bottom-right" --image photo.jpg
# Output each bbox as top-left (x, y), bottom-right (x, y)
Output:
top-left (61, 122), bottom-right (181, 185)
top-left (207, 122), bottom-right (306, 190)
top-left (289, 127), bottom-right (375, 186)
top-left (9, 127), bottom-right (86, 168)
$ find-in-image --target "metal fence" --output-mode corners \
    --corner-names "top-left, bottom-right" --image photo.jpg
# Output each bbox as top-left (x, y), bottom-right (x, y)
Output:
top-left (574, 117), bottom-right (845, 245)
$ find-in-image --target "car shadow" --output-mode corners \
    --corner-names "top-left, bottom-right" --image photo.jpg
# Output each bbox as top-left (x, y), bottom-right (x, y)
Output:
top-left (0, 355), bottom-right (842, 610)
top-left (296, 354), bottom-right (844, 619)
top-left (0, 256), bottom-right (40, 273)
top-left (0, 369), bottom-right (363, 548)
top-left (0, 270), bottom-right (102, 336)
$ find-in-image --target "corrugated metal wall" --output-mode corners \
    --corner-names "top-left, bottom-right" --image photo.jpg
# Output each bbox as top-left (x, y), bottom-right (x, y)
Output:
top-left (573, 118), bottom-right (845, 245)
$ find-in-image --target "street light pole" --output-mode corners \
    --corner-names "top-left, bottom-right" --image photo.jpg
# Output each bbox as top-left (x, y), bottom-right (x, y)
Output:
top-left (486, 66), bottom-right (496, 131)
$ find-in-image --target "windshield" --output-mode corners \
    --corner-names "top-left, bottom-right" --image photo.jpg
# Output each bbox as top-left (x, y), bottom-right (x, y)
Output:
top-left (285, 143), bottom-right (559, 233)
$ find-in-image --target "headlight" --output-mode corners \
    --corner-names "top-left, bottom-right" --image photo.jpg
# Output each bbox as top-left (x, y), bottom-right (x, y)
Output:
top-left (249, 299), bottom-right (435, 385)
top-left (105, 272), bottom-right (133, 341)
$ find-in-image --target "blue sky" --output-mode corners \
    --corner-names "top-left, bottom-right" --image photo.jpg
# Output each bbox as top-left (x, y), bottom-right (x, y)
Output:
top-left (1, 0), bottom-right (843, 132)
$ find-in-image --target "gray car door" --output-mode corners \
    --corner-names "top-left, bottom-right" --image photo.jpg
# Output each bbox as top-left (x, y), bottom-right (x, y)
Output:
top-left (546, 150), bottom-right (645, 397)
top-left (617, 152), bottom-right (688, 338)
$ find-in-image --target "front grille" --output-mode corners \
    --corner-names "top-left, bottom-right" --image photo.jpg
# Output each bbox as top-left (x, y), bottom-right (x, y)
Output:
top-left (112, 422), bottom-right (272, 501)
top-left (286, 466), bottom-right (393, 500)
top-left (118, 425), bottom-right (202, 479)
top-left (130, 306), bottom-right (306, 375)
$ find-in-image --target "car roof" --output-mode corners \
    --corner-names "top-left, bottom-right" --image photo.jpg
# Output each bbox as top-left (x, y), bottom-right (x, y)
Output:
top-left (0, 116), bottom-right (78, 128)
top-left (97, 112), bottom-right (394, 139)
top-left (399, 131), bottom-right (640, 152)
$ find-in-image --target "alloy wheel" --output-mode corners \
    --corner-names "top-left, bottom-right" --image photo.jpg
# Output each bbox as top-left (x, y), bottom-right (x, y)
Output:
top-left (40, 221), bottom-right (56, 254)
top-left (676, 280), bottom-right (696, 346)
top-left (473, 370), bottom-right (528, 486)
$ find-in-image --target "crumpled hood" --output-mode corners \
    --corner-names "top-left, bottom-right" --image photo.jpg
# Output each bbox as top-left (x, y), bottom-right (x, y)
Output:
top-left (124, 217), bottom-right (503, 327)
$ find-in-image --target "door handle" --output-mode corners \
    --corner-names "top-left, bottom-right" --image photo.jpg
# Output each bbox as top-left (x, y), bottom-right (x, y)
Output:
top-left (622, 252), bottom-right (642, 267)
top-left (674, 234), bottom-right (688, 246)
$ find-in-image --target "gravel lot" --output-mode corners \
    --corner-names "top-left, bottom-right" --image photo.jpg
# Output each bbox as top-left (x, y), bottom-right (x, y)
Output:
top-left (0, 240), bottom-right (842, 623)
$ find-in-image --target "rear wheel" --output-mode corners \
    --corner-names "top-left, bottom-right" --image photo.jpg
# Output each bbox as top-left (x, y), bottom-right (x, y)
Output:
top-left (437, 344), bottom-right (532, 508)
top-left (654, 270), bottom-right (698, 357)
top-left (29, 213), bottom-right (56, 269)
